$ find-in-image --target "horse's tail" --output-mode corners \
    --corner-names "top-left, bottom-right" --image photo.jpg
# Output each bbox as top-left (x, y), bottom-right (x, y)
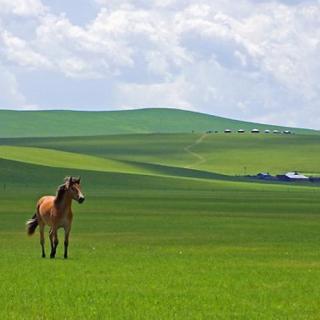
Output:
top-left (26, 213), bottom-right (38, 236)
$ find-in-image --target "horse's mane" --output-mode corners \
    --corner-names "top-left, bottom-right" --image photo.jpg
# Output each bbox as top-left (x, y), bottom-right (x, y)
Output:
top-left (54, 184), bottom-right (66, 204)
top-left (54, 177), bottom-right (79, 205)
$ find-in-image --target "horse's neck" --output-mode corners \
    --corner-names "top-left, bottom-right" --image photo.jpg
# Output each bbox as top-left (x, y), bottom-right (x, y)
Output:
top-left (55, 193), bottom-right (72, 212)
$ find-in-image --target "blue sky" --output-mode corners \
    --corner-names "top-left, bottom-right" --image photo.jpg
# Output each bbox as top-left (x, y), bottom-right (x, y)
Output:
top-left (0, 0), bottom-right (319, 129)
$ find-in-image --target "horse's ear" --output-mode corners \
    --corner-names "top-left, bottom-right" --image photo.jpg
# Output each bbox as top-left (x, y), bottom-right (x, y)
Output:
top-left (77, 176), bottom-right (81, 183)
top-left (64, 176), bottom-right (72, 188)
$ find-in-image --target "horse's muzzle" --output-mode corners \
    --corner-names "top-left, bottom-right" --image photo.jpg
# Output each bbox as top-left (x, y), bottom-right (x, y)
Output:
top-left (78, 197), bottom-right (85, 204)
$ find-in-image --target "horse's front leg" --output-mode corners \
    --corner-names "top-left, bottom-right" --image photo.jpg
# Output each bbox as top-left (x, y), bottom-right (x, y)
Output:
top-left (64, 226), bottom-right (71, 259)
top-left (49, 227), bottom-right (58, 259)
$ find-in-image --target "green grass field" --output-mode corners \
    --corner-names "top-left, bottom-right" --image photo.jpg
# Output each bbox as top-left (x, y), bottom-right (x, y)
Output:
top-left (1, 112), bottom-right (320, 319)
top-left (2, 132), bottom-right (320, 175)
top-left (0, 108), bottom-right (316, 137)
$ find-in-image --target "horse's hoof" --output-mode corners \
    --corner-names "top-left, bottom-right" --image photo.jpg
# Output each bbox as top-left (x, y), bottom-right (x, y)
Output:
top-left (42, 255), bottom-right (46, 258)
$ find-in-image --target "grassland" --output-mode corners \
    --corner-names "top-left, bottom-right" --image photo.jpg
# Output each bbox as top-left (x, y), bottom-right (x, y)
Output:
top-left (2, 132), bottom-right (320, 175)
top-left (0, 108), bottom-right (316, 138)
top-left (1, 121), bottom-right (320, 319)
top-left (1, 158), bottom-right (320, 319)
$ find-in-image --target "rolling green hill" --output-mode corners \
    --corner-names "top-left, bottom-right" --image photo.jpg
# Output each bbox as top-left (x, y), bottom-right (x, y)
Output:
top-left (3, 133), bottom-right (320, 176)
top-left (0, 108), bottom-right (317, 138)
top-left (0, 145), bottom-right (232, 182)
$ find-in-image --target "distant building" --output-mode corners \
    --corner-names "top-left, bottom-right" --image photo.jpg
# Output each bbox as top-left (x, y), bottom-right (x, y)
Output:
top-left (283, 130), bottom-right (291, 134)
top-left (286, 172), bottom-right (308, 180)
top-left (264, 129), bottom-right (270, 134)
top-left (251, 129), bottom-right (260, 133)
top-left (238, 129), bottom-right (245, 133)
top-left (273, 130), bottom-right (280, 134)
top-left (257, 173), bottom-right (273, 180)
top-left (277, 172), bottom-right (309, 181)
top-left (224, 129), bottom-right (232, 133)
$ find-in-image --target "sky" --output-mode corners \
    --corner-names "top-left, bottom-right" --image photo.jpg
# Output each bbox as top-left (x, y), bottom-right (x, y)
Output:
top-left (0, 0), bottom-right (319, 129)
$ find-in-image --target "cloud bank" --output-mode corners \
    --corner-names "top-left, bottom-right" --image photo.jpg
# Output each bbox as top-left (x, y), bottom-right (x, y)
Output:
top-left (0, 0), bottom-right (319, 128)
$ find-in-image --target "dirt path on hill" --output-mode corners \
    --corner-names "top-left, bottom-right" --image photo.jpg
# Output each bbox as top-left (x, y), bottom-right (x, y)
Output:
top-left (184, 133), bottom-right (208, 169)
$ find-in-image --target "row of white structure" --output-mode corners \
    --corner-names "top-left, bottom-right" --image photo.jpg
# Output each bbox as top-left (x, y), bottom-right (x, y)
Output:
top-left (223, 129), bottom-right (292, 134)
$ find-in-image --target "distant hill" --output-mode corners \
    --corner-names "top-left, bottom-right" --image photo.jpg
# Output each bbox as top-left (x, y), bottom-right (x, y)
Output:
top-left (0, 108), bottom-right (317, 138)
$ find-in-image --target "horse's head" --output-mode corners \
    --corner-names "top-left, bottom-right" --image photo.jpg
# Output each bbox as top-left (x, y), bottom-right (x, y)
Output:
top-left (65, 176), bottom-right (85, 204)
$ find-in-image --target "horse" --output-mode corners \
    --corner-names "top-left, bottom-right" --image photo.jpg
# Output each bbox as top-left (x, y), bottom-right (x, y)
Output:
top-left (26, 176), bottom-right (85, 259)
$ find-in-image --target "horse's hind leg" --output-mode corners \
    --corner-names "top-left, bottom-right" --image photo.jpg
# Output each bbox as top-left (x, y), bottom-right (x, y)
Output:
top-left (39, 223), bottom-right (45, 258)
top-left (49, 227), bottom-right (58, 259)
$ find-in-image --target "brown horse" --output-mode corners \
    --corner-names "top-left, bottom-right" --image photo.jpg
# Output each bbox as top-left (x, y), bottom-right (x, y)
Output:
top-left (26, 176), bottom-right (85, 259)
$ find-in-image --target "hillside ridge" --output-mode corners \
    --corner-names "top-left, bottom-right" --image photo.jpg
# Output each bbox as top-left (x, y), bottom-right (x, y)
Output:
top-left (0, 108), bottom-right (316, 138)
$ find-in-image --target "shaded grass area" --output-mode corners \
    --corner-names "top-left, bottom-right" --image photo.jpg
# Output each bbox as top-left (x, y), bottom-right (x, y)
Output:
top-left (1, 159), bottom-right (320, 319)
top-left (0, 133), bottom-right (199, 169)
top-left (0, 146), bottom-right (234, 182)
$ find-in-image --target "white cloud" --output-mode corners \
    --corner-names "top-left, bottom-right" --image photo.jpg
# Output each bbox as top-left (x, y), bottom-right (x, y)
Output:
top-left (0, 0), bottom-right (46, 16)
top-left (0, 65), bottom-right (25, 107)
top-left (1, 30), bottom-right (52, 69)
top-left (115, 77), bottom-right (194, 110)
top-left (0, 0), bottom-right (320, 128)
